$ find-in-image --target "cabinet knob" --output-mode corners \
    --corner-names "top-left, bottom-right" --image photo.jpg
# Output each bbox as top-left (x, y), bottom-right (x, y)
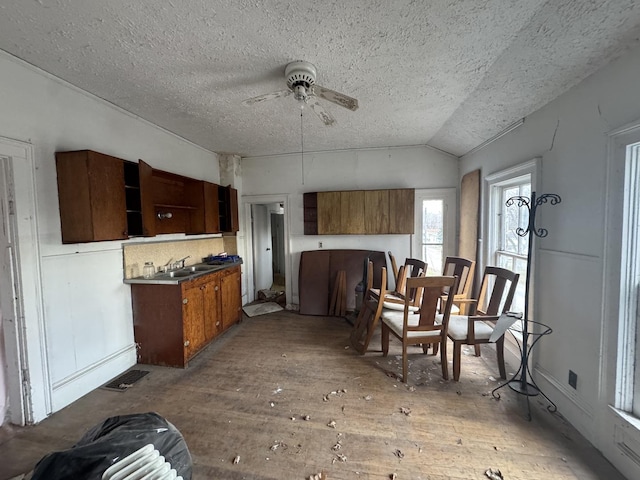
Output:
top-left (215, 286), bottom-right (219, 291)
top-left (200, 286), bottom-right (205, 290)
top-left (183, 298), bottom-right (188, 304)
top-left (184, 340), bottom-right (190, 346)
top-left (216, 321), bottom-right (220, 326)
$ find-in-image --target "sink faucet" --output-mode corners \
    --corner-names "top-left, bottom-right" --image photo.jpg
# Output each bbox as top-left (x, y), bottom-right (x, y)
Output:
top-left (174, 256), bottom-right (191, 269)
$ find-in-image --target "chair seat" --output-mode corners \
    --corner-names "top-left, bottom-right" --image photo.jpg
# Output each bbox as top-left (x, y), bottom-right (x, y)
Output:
top-left (381, 310), bottom-right (441, 339)
top-left (447, 315), bottom-right (495, 341)
top-left (382, 297), bottom-right (420, 312)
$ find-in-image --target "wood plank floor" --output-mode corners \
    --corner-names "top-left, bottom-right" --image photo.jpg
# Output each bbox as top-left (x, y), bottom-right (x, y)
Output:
top-left (0, 311), bottom-right (627, 480)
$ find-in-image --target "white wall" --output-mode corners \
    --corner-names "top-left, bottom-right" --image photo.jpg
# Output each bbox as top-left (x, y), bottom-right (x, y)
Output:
top-left (0, 51), bottom-right (220, 420)
top-left (460, 44), bottom-right (640, 479)
top-left (241, 146), bottom-right (458, 306)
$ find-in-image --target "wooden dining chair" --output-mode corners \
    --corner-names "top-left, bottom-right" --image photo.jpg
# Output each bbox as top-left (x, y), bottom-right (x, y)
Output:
top-left (440, 256), bottom-right (475, 314)
top-left (381, 275), bottom-right (458, 383)
top-left (445, 266), bottom-right (519, 381)
top-left (350, 263), bottom-right (388, 354)
top-left (383, 257), bottom-right (427, 309)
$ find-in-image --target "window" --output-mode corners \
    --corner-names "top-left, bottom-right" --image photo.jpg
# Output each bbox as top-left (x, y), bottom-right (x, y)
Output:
top-left (414, 189), bottom-right (456, 275)
top-left (485, 160), bottom-right (538, 316)
top-left (614, 130), bottom-right (640, 417)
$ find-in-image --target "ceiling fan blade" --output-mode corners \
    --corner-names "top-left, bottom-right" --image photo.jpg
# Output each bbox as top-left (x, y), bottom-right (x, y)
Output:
top-left (307, 96), bottom-right (336, 126)
top-left (311, 85), bottom-right (359, 111)
top-left (242, 89), bottom-right (291, 106)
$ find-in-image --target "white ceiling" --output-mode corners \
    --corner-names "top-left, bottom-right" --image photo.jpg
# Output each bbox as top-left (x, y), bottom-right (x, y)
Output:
top-left (1, 0), bottom-right (639, 158)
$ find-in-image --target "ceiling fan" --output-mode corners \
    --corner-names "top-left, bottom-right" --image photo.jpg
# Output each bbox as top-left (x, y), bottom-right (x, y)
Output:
top-left (242, 61), bottom-right (359, 126)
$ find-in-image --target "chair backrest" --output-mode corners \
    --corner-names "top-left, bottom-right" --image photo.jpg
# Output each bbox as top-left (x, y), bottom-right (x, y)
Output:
top-left (442, 256), bottom-right (475, 297)
top-left (404, 275), bottom-right (458, 333)
top-left (387, 251), bottom-right (399, 283)
top-left (475, 266), bottom-right (520, 316)
top-left (364, 259), bottom-right (374, 291)
top-left (396, 258), bottom-right (427, 303)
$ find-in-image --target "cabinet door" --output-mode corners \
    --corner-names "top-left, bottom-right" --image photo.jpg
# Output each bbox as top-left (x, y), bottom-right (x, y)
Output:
top-left (182, 283), bottom-right (207, 360)
top-left (229, 187), bottom-right (239, 232)
top-left (203, 278), bottom-right (222, 341)
top-left (317, 191), bottom-right (342, 234)
top-left (138, 159), bottom-right (156, 237)
top-left (364, 190), bottom-right (390, 234)
top-left (56, 150), bottom-right (127, 243)
top-left (220, 267), bottom-right (242, 330)
top-left (340, 191), bottom-right (365, 234)
top-left (203, 182), bottom-right (221, 233)
top-left (389, 189), bottom-right (415, 234)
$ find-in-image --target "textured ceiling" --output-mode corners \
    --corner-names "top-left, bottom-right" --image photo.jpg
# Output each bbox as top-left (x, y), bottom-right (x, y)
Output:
top-left (1, 0), bottom-right (639, 158)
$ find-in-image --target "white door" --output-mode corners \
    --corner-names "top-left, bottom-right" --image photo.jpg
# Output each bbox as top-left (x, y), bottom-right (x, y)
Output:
top-left (252, 204), bottom-right (273, 296)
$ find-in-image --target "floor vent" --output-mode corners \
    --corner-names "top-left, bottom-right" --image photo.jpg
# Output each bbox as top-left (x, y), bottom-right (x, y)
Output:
top-left (102, 369), bottom-right (150, 392)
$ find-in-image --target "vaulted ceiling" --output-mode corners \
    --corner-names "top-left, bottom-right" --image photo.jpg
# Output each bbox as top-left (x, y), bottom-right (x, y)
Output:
top-left (1, 1), bottom-right (639, 157)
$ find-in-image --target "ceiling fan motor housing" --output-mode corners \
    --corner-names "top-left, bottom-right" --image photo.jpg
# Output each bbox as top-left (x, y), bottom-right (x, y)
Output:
top-left (285, 61), bottom-right (317, 90)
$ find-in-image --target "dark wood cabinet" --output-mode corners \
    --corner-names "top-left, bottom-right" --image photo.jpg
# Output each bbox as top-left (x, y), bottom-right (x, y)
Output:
top-left (218, 185), bottom-right (239, 233)
top-left (56, 150), bottom-right (129, 243)
top-left (131, 265), bottom-right (241, 368)
top-left (56, 150), bottom-right (237, 241)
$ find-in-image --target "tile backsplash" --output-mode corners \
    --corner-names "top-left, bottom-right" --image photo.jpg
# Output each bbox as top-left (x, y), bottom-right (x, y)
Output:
top-left (123, 237), bottom-right (236, 279)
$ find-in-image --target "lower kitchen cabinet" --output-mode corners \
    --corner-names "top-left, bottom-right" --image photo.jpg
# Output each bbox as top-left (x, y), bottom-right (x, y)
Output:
top-left (131, 265), bottom-right (241, 367)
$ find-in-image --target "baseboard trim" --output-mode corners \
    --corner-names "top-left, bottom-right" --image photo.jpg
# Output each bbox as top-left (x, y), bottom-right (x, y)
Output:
top-left (50, 344), bottom-right (136, 413)
top-left (534, 365), bottom-right (594, 419)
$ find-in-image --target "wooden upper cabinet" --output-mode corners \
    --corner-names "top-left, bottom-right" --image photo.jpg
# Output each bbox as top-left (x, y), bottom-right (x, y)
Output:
top-left (317, 191), bottom-right (342, 234)
top-left (137, 159), bottom-right (156, 237)
top-left (203, 182), bottom-right (221, 234)
top-left (364, 190), bottom-right (390, 234)
top-left (340, 191), bottom-right (365, 234)
top-left (56, 150), bottom-right (127, 243)
top-left (304, 188), bottom-right (414, 235)
top-left (389, 189), bottom-right (415, 234)
top-left (218, 185), bottom-right (239, 233)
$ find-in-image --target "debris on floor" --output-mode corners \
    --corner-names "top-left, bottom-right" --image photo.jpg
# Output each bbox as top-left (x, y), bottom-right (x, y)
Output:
top-left (399, 407), bottom-right (411, 416)
top-left (485, 468), bottom-right (504, 479)
top-left (332, 453), bottom-right (347, 463)
top-left (232, 455), bottom-right (240, 464)
top-left (270, 440), bottom-right (288, 452)
top-left (308, 471), bottom-right (327, 480)
top-left (394, 449), bottom-right (404, 459)
top-left (327, 420), bottom-right (337, 428)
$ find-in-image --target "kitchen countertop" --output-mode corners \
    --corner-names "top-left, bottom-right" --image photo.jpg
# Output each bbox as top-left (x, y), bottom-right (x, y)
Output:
top-left (124, 261), bottom-right (242, 285)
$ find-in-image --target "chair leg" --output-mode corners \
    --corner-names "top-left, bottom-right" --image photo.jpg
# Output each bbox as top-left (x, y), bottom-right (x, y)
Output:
top-left (362, 312), bottom-right (382, 354)
top-left (432, 343), bottom-right (439, 356)
top-left (474, 344), bottom-right (481, 357)
top-left (453, 341), bottom-right (462, 381)
top-left (381, 324), bottom-right (389, 357)
top-left (350, 305), bottom-right (371, 353)
top-left (496, 337), bottom-right (506, 379)
top-left (439, 339), bottom-right (448, 380)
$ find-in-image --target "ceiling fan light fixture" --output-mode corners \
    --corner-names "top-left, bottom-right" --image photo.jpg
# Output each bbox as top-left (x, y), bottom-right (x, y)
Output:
top-left (293, 85), bottom-right (307, 102)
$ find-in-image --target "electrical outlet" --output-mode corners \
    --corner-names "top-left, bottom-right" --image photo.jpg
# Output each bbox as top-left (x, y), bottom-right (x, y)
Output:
top-left (319, 241), bottom-right (323, 248)
top-left (568, 370), bottom-right (578, 389)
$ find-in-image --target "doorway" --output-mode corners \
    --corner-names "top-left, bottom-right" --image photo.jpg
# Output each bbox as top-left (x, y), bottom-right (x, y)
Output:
top-left (251, 203), bottom-right (285, 302)
top-left (243, 195), bottom-right (292, 308)
top-left (0, 137), bottom-right (50, 425)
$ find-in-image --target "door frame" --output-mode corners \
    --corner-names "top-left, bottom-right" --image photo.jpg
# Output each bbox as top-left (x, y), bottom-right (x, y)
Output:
top-left (242, 194), bottom-right (292, 308)
top-left (0, 136), bottom-right (50, 425)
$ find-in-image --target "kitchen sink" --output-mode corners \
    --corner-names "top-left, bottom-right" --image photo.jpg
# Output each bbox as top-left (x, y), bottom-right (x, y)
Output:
top-left (186, 265), bottom-right (220, 272)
